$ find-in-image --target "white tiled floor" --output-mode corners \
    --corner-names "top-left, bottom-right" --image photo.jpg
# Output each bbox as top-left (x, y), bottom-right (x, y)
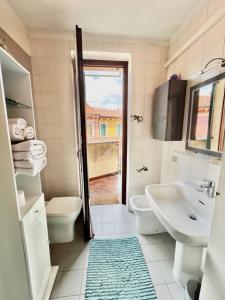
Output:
top-left (50, 204), bottom-right (185, 299)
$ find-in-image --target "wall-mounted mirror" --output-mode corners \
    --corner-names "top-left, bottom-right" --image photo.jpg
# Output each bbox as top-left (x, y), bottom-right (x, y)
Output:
top-left (187, 72), bottom-right (225, 157)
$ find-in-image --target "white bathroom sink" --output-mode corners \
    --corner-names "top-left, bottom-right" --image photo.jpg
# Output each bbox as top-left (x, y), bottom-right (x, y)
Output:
top-left (145, 182), bottom-right (214, 247)
top-left (145, 181), bottom-right (215, 286)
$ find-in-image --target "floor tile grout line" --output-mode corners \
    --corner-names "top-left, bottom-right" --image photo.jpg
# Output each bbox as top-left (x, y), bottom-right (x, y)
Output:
top-left (50, 205), bottom-right (183, 299)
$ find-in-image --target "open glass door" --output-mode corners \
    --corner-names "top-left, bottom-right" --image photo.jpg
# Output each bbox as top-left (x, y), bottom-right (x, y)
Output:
top-left (73, 25), bottom-right (92, 240)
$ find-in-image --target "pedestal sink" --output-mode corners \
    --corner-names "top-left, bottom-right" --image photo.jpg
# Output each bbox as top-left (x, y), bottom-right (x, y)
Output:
top-left (145, 182), bottom-right (215, 287)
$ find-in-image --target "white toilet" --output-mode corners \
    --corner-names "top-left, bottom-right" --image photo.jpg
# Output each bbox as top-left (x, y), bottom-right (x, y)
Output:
top-left (130, 195), bottom-right (166, 235)
top-left (46, 197), bottom-right (82, 244)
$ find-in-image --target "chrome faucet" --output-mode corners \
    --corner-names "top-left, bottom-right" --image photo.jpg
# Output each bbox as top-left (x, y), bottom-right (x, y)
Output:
top-left (200, 179), bottom-right (216, 198)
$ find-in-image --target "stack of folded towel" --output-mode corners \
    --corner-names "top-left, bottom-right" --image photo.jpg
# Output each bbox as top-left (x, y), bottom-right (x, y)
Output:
top-left (8, 118), bottom-right (35, 142)
top-left (12, 140), bottom-right (47, 176)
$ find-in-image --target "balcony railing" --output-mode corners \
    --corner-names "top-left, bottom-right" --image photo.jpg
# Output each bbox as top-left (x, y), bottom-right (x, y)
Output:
top-left (87, 141), bottom-right (121, 179)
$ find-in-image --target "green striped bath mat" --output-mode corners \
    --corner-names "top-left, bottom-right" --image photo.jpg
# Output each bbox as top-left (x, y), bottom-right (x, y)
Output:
top-left (85, 237), bottom-right (157, 299)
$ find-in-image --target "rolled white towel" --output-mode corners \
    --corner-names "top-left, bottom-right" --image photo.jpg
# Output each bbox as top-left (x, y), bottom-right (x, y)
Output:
top-left (14, 158), bottom-right (44, 169)
top-left (24, 126), bottom-right (35, 140)
top-left (13, 150), bottom-right (46, 161)
top-left (15, 157), bottom-right (47, 176)
top-left (9, 124), bottom-right (24, 142)
top-left (11, 139), bottom-right (47, 153)
top-left (8, 118), bottom-right (27, 129)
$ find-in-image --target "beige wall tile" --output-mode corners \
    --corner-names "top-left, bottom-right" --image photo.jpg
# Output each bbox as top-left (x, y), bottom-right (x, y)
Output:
top-left (61, 138), bottom-right (76, 153)
top-left (102, 42), bottom-right (118, 52)
top-left (39, 75), bottom-right (57, 92)
top-left (132, 94), bottom-right (145, 111)
top-left (34, 93), bottom-right (59, 109)
top-left (52, 40), bottom-right (71, 58)
top-left (48, 165), bottom-right (77, 181)
top-left (59, 109), bottom-right (74, 124)
top-left (59, 124), bottom-right (75, 138)
top-left (86, 40), bottom-right (102, 51)
top-left (44, 138), bottom-right (63, 153)
top-left (202, 17), bottom-right (225, 66)
top-left (31, 35), bottom-right (167, 200)
top-left (58, 93), bottom-right (74, 109)
top-left (133, 62), bottom-right (146, 78)
top-left (185, 36), bottom-right (204, 77)
top-left (32, 75), bottom-right (41, 92)
top-left (176, 26), bottom-right (191, 51)
top-left (146, 62), bottom-right (161, 79)
top-left (134, 78), bottom-right (146, 93)
top-left (207, 0), bottom-right (225, 19)
top-left (54, 58), bottom-right (71, 75)
top-left (145, 78), bottom-right (159, 94)
top-left (146, 45), bottom-right (161, 63)
top-left (30, 38), bottom-right (39, 57)
top-left (31, 57), bottom-right (40, 75)
top-left (132, 44), bottom-right (147, 62)
top-left (38, 124), bottom-right (62, 138)
top-left (56, 76), bottom-right (73, 93)
top-left (37, 39), bottom-right (54, 57)
top-left (47, 153), bottom-right (76, 168)
top-left (190, 8), bottom-right (207, 37)
top-left (38, 58), bottom-right (56, 75)
top-left (160, 46), bottom-right (168, 63)
top-left (36, 109), bottom-right (60, 124)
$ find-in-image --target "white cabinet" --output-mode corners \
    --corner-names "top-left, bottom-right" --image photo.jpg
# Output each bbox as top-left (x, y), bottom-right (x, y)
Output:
top-left (21, 195), bottom-right (51, 300)
top-left (0, 47), bottom-right (58, 300)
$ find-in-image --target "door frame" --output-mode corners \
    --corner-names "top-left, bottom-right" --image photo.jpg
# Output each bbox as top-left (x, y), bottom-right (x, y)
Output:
top-left (74, 26), bottom-right (92, 240)
top-left (83, 59), bottom-right (128, 205)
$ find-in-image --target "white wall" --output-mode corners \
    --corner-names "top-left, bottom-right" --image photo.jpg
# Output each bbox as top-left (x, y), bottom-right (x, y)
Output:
top-left (161, 0), bottom-right (225, 187)
top-left (200, 148), bottom-right (225, 300)
top-left (30, 36), bottom-right (80, 200)
top-left (29, 31), bottom-right (168, 200)
top-left (167, 0), bottom-right (225, 79)
top-left (83, 34), bottom-right (168, 199)
top-left (0, 0), bottom-right (31, 54)
top-left (161, 144), bottom-right (221, 186)
top-left (166, 0), bottom-right (225, 298)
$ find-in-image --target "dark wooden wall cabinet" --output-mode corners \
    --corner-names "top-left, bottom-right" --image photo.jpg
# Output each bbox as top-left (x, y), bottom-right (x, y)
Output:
top-left (153, 80), bottom-right (187, 141)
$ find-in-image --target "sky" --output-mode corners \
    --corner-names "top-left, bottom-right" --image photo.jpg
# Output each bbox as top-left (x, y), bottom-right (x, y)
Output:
top-left (84, 70), bottom-right (123, 110)
top-left (199, 83), bottom-right (213, 96)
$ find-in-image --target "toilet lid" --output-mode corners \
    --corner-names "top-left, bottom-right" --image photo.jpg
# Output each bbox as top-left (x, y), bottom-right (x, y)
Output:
top-left (46, 197), bottom-right (82, 217)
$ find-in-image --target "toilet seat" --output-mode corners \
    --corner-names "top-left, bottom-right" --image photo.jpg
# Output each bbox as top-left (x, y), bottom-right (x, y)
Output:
top-left (46, 197), bottom-right (82, 217)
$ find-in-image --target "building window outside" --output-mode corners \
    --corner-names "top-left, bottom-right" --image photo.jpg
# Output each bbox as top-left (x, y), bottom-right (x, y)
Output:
top-left (100, 123), bottom-right (107, 137)
top-left (116, 124), bottom-right (122, 136)
top-left (87, 123), bottom-right (95, 137)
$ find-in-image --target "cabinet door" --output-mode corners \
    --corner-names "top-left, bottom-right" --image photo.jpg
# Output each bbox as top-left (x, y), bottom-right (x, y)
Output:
top-left (153, 81), bottom-right (169, 140)
top-left (23, 207), bottom-right (51, 300)
top-left (166, 96), bottom-right (185, 141)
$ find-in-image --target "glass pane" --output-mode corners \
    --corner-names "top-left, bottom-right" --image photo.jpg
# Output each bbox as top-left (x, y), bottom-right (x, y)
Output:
top-left (188, 78), bottom-right (225, 154)
top-left (189, 84), bottom-right (213, 150)
top-left (100, 124), bottom-right (107, 136)
top-left (84, 66), bottom-right (123, 206)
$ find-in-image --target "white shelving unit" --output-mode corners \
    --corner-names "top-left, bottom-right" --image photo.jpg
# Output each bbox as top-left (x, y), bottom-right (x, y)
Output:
top-left (0, 47), bottom-right (58, 300)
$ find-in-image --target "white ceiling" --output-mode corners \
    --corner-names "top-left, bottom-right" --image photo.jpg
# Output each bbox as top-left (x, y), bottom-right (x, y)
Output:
top-left (7, 0), bottom-right (199, 39)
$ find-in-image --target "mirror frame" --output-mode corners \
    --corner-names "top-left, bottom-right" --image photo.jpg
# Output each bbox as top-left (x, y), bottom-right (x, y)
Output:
top-left (186, 72), bottom-right (225, 158)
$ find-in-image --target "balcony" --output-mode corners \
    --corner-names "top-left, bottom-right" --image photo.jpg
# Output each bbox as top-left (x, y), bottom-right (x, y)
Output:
top-left (87, 141), bottom-right (121, 205)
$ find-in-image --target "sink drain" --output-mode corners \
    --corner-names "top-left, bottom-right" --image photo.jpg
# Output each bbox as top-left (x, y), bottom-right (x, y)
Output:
top-left (189, 214), bottom-right (197, 221)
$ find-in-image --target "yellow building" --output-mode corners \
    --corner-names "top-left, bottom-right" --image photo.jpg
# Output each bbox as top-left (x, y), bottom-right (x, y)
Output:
top-left (86, 104), bottom-right (122, 142)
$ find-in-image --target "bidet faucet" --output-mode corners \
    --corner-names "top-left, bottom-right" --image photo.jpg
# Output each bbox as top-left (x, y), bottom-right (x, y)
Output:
top-left (200, 179), bottom-right (216, 198)
top-left (137, 165), bottom-right (148, 173)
